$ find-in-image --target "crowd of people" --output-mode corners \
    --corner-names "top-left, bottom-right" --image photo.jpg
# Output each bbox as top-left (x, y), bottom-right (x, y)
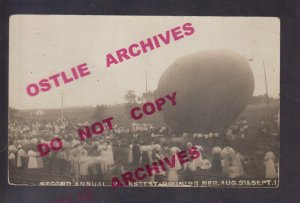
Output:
top-left (8, 116), bottom-right (279, 185)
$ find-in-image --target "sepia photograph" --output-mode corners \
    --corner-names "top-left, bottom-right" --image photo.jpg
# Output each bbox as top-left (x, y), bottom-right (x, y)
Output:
top-left (8, 16), bottom-right (280, 187)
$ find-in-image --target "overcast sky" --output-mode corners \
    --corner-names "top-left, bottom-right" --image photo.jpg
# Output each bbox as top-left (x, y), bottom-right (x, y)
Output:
top-left (9, 16), bottom-right (280, 110)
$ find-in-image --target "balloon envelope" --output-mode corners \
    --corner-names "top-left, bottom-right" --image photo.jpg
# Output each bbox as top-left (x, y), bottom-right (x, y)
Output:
top-left (157, 49), bottom-right (254, 133)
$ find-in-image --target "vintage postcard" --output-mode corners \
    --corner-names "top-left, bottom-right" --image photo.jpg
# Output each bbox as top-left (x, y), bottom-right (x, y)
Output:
top-left (8, 16), bottom-right (279, 187)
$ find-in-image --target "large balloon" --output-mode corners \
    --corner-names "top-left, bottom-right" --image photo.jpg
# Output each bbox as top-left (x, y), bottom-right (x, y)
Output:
top-left (157, 49), bottom-right (254, 133)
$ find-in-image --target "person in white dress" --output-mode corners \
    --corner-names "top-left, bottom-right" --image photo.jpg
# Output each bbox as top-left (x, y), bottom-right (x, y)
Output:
top-left (79, 150), bottom-right (91, 181)
top-left (27, 138), bottom-right (39, 169)
top-left (167, 163), bottom-right (179, 182)
top-left (221, 146), bottom-right (235, 176)
top-left (192, 145), bottom-right (204, 169)
top-left (264, 151), bottom-right (277, 178)
top-left (229, 152), bottom-right (244, 178)
top-left (167, 147), bottom-right (182, 182)
top-left (170, 146), bottom-right (182, 171)
top-left (27, 150), bottom-right (38, 169)
top-left (146, 145), bottom-right (154, 164)
top-left (17, 145), bottom-right (27, 169)
top-left (200, 155), bottom-right (211, 170)
top-left (102, 144), bottom-right (114, 174)
top-left (184, 142), bottom-right (193, 170)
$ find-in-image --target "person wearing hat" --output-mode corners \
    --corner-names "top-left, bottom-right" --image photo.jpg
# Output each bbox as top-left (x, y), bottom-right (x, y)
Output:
top-left (132, 140), bottom-right (141, 167)
top-left (166, 146), bottom-right (182, 182)
top-left (264, 150), bottom-right (277, 179)
top-left (79, 149), bottom-right (90, 181)
top-left (27, 149), bottom-right (38, 169)
top-left (140, 146), bottom-right (150, 166)
top-left (57, 150), bottom-right (67, 176)
top-left (17, 144), bottom-right (27, 169)
top-left (36, 140), bottom-right (44, 169)
top-left (221, 145), bottom-right (235, 176)
top-left (88, 142), bottom-right (101, 177)
top-left (112, 139), bottom-right (122, 166)
top-left (186, 142), bottom-right (193, 149)
top-left (151, 146), bottom-right (165, 182)
top-left (211, 145), bottom-right (222, 174)
top-left (229, 152), bottom-right (245, 178)
top-left (192, 145), bottom-right (204, 170)
top-left (8, 148), bottom-right (16, 171)
top-left (200, 155), bottom-right (211, 177)
top-left (70, 147), bottom-right (81, 182)
top-left (27, 138), bottom-right (39, 169)
top-left (103, 142), bottom-right (114, 174)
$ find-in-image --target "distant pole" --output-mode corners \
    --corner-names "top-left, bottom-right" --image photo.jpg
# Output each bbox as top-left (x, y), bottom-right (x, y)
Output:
top-left (146, 71), bottom-right (148, 94)
top-left (263, 60), bottom-right (271, 120)
top-left (263, 60), bottom-right (270, 106)
top-left (61, 89), bottom-right (64, 118)
top-left (263, 60), bottom-right (273, 142)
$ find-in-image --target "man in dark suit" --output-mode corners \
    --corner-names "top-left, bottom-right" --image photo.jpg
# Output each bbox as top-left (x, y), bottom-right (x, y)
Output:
top-left (132, 140), bottom-right (141, 167)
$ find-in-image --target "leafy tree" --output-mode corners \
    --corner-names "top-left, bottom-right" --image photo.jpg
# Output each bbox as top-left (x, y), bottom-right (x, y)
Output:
top-left (140, 90), bottom-right (157, 102)
top-left (8, 107), bottom-right (19, 121)
top-left (92, 105), bottom-right (107, 120)
top-left (250, 94), bottom-right (279, 104)
top-left (124, 90), bottom-right (137, 104)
